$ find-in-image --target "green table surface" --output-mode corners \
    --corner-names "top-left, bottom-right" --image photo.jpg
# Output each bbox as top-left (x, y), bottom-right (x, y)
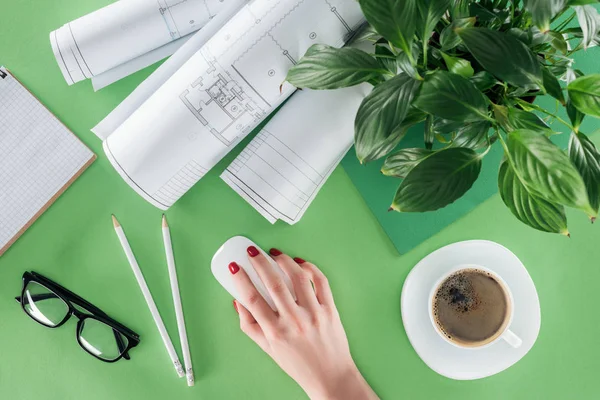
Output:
top-left (1, 1), bottom-right (600, 399)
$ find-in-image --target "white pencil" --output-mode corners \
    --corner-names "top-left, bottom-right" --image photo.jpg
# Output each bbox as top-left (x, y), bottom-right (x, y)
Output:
top-left (162, 215), bottom-right (194, 387)
top-left (112, 215), bottom-right (185, 378)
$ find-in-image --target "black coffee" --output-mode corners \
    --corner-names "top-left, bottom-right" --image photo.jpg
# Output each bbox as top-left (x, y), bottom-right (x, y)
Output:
top-left (432, 268), bottom-right (509, 347)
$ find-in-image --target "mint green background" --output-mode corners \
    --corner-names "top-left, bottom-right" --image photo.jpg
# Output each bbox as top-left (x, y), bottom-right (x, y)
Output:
top-left (1, 1), bottom-right (600, 399)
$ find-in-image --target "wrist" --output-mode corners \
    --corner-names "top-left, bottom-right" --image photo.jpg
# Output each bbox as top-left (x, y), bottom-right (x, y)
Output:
top-left (306, 363), bottom-right (378, 400)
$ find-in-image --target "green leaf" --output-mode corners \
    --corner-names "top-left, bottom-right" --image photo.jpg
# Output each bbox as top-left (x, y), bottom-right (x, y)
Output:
top-left (353, 24), bottom-right (381, 43)
top-left (507, 28), bottom-right (534, 46)
top-left (413, 71), bottom-right (489, 122)
top-left (568, 74), bottom-right (600, 118)
top-left (574, 5), bottom-right (600, 49)
top-left (566, 68), bottom-right (585, 132)
top-left (523, 0), bottom-right (568, 32)
top-left (452, 121), bottom-right (491, 150)
top-left (390, 147), bottom-right (482, 212)
top-left (573, 6), bottom-right (600, 49)
top-left (441, 52), bottom-right (474, 78)
top-left (542, 67), bottom-right (566, 105)
top-left (376, 45), bottom-right (397, 73)
top-left (449, 0), bottom-right (470, 19)
top-left (432, 117), bottom-right (464, 134)
top-left (358, 108), bottom-right (427, 164)
top-left (286, 45), bottom-right (385, 89)
top-left (397, 44), bottom-right (421, 79)
top-left (530, 26), bottom-right (551, 47)
top-left (469, 71), bottom-right (498, 91)
top-left (469, 3), bottom-right (500, 23)
top-left (507, 129), bottom-right (593, 214)
top-left (493, 104), bottom-right (511, 129)
top-left (359, 0), bottom-right (417, 56)
top-left (416, 0), bottom-right (451, 42)
top-left (547, 31), bottom-right (569, 54)
top-left (457, 27), bottom-right (543, 88)
top-left (569, 131), bottom-right (600, 215)
top-left (498, 160), bottom-right (569, 234)
top-left (440, 17), bottom-right (476, 51)
top-left (381, 148), bottom-right (434, 177)
top-left (355, 75), bottom-right (422, 163)
top-left (567, 99), bottom-right (585, 132)
top-left (507, 108), bottom-right (553, 134)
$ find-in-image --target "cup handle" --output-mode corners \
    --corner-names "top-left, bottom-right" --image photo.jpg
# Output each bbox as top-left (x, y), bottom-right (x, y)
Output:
top-left (502, 329), bottom-right (522, 348)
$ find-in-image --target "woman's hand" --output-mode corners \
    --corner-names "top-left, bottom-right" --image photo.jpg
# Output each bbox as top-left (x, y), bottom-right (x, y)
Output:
top-left (228, 246), bottom-right (378, 400)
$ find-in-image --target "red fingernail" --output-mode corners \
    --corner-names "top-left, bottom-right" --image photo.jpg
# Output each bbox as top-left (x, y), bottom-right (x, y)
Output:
top-left (229, 262), bottom-right (240, 274)
top-left (294, 257), bottom-right (306, 264)
top-left (233, 300), bottom-right (238, 313)
top-left (269, 248), bottom-right (282, 256)
top-left (247, 246), bottom-right (260, 257)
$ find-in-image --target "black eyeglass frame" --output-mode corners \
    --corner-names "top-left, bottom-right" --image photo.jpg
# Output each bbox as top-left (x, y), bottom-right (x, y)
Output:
top-left (15, 271), bottom-right (140, 363)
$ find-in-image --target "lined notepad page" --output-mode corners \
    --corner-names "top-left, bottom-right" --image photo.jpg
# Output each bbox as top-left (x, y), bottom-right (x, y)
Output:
top-left (0, 67), bottom-right (95, 255)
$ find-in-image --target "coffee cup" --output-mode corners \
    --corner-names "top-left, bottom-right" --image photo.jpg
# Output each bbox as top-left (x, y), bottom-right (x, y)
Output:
top-left (428, 265), bottom-right (522, 349)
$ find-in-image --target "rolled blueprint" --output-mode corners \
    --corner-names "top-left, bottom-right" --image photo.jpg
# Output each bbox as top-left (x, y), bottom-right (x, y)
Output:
top-left (93, 0), bottom-right (249, 138)
top-left (99, 0), bottom-right (365, 210)
top-left (222, 85), bottom-right (369, 224)
top-left (50, 0), bottom-right (229, 87)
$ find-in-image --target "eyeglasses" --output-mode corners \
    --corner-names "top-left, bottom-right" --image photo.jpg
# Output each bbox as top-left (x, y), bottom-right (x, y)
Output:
top-left (15, 271), bottom-right (140, 363)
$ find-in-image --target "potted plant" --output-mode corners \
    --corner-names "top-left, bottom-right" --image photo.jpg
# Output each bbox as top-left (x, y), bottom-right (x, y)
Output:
top-left (285, 0), bottom-right (600, 236)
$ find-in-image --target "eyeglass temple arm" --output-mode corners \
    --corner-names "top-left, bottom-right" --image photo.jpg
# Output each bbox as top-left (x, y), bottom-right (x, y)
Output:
top-left (16, 293), bottom-right (129, 358)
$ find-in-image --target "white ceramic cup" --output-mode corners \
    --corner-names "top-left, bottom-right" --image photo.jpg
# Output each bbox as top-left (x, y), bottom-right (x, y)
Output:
top-left (428, 265), bottom-right (522, 349)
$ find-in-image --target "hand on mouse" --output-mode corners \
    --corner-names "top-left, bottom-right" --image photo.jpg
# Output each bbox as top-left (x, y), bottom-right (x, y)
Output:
top-left (228, 246), bottom-right (378, 400)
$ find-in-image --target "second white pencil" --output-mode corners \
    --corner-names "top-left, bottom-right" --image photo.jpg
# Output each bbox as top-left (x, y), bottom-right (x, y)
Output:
top-left (162, 215), bottom-right (194, 387)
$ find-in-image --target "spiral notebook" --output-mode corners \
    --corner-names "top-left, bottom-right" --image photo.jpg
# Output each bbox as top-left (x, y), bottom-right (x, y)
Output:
top-left (0, 67), bottom-right (95, 256)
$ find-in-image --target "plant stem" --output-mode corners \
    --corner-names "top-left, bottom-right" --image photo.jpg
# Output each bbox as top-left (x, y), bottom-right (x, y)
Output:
top-left (556, 12), bottom-right (576, 32)
top-left (510, 1), bottom-right (515, 22)
top-left (515, 99), bottom-right (573, 130)
top-left (479, 143), bottom-right (493, 159)
top-left (567, 41), bottom-right (583, 57)
top-left (388, 42), bottom-right (398, 56)
top-left (496, 129), bottom-right (510, 153)
top-left (551, 7), bottom-right (569, 25)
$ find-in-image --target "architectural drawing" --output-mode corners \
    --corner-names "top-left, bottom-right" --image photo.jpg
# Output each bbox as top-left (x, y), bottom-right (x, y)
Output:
top-left (180, 0), bottom-right (363, 145)
top-left (179, 51), bottom-right (267, 145)
top-left (50, 0), bottom-right (227, 85)
top-left (158, 0), bottom-right (224, 40)
top-left (101, 0), bottom-right (366, 210)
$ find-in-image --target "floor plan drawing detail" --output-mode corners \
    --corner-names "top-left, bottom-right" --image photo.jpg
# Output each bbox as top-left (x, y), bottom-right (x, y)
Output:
top-left (180, 51), bottom-right (267, 146)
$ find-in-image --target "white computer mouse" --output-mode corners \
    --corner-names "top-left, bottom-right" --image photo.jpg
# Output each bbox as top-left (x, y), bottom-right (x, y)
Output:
top-left (211, 236), bottom-right (295, 311)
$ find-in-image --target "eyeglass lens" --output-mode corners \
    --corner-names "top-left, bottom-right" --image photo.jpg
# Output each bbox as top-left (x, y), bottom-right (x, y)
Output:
top-left (22, 281), bottom-right (69, 327)
top-left (23, 280), bottom-right (129, 361)
top-left (79, 318), bottom-right (129, 361)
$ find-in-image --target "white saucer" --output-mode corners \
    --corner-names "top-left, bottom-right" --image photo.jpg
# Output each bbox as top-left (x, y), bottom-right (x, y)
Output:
top-left (401, 240), bottom-right (541, 380)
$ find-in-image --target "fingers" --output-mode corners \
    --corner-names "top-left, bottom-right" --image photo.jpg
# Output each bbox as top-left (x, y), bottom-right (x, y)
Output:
top-left (269, 248), bottom-right (320, 311)
top-left (234, 300), bottom-right (271, 355)
top-left (246, 246), bottom-right (296, 315)
top-left (229, 261), bottom-right (276, 327)
top-left (298, 261), bottom-right (335, 308)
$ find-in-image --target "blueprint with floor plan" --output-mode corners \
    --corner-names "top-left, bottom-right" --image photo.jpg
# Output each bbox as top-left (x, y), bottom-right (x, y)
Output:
top-left (100, 0), bottom-right (365, 210)
top-left (50, 0), bottom-right (229, 89)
